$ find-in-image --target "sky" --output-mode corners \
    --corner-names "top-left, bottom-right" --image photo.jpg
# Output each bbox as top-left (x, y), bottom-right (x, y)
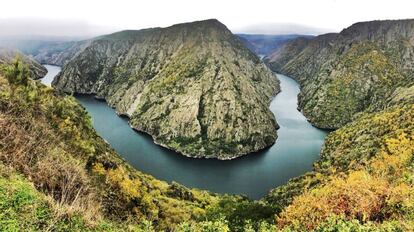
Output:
top-left (1, 0), bottom-right (413, 38)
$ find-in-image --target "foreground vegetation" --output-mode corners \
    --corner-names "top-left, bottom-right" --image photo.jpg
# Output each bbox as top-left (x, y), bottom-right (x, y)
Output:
top-left (263, 19), bottom-right (414, 230)
top-left (1, 58), bottom-right (413, 231)
top-left (0, 59), bottom-right (218, 230)
top-left (0, 59), bottom-right (278, 231)
top-left (266, 104), bottom-right (414, 231)
top-left (267, 19), bottom-right (414, 130)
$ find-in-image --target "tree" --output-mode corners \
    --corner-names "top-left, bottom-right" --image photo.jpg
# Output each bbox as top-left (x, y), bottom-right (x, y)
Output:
top-left (2, 57), bottom-right (30, 96)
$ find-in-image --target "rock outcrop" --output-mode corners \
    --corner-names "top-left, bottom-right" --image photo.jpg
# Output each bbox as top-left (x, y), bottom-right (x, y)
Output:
top-left (266, 19), bottom-right (414, 129)
top-left (53, 19), bottom-right (280, 159)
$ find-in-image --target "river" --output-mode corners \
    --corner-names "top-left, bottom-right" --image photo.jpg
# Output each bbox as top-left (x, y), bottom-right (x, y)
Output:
top-left (41, 65), bottom-right (328, 199)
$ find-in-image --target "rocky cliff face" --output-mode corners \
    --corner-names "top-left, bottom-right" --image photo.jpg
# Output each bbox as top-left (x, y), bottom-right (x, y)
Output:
top-left (267, 19), bottom-right (414, 129)
top-left (0, 47), bottom-right (47, 79)
top-left (53, 19), bottom-right (280, 159)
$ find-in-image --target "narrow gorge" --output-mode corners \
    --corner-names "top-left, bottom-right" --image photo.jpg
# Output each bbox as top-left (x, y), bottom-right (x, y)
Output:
top-left (2, 14), bottom-right (413, 231)
top-left (41, 65), bottom-right (327, 199)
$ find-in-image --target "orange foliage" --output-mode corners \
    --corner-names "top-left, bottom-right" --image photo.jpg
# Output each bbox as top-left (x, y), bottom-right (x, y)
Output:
top-left (277, 171), bottom-right (388, 230)
top-left (278, 132), bottom-right (414, 230)
top-left (370, 132), bottom-right (414, 179)
top-left (92, 163), bottom-right (143, 200)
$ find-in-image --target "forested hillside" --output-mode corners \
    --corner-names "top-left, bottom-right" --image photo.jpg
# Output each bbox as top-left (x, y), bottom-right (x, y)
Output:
top-left (266, 19), bottom-right (414, 129)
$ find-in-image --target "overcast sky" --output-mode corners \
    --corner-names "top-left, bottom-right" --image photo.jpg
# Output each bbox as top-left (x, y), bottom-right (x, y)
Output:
top-left (1, 0), bottom-right (413, 38)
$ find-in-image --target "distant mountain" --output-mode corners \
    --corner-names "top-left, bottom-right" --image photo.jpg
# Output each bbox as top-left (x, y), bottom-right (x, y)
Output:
top-left (266, 19), bottom-right (414, 129)
top-left (0, 47), bottom-right (47, 79)
top-left (237, 34), bottom-right (314, 56)
top-left (32, 40), bottom-right (90, 66)
top-left (0, 38), bottom-right (91, 66)
top-left (53, 19), bottom-right (280, 159)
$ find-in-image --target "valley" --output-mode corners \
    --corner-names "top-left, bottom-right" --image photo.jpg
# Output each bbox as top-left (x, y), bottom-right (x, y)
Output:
top-left (52, 19), bottom-right (280, 160)
top-left (42, 65), bottom-right (327, 199)
top-left (0, 14), bottom-right (413, 231)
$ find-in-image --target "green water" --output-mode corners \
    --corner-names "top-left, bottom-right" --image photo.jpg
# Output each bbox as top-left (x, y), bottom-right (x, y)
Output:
top-left (42, 65), bottom-right (328, 199)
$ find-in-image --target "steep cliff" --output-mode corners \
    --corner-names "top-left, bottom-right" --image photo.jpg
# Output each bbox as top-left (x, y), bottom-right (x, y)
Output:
top-left (267, 19), bottom-right (414, 129)
top-left (53, 19), bottom-right (280, 159)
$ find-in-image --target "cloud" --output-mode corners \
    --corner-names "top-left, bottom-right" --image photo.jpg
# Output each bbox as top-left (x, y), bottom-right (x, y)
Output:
top-left (0, 18), bottom-right (335, 39)
top-left (232, 22), bottom-right (335, 35)
top-left (0, 18), bottom-right (118, 39)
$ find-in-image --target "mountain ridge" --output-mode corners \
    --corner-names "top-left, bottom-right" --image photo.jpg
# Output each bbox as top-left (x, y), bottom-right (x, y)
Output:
top-left (52, 19), bottom-right (280, 159)
top-left (266, 19), bottom-right (414, 129)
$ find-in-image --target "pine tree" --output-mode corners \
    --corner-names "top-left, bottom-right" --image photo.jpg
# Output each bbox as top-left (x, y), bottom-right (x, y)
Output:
top-left (3, 57), bottom-right (30, 96)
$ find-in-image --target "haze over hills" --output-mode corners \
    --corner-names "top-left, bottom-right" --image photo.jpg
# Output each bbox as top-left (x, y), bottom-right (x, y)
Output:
top-left (52, 19), bottom-right (280, 159)
top-left (237, 34), bottom-right (314, 56)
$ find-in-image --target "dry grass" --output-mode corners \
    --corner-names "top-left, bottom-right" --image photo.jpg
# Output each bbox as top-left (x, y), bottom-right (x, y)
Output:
top-left (0, 81), bottom-right (103, 227)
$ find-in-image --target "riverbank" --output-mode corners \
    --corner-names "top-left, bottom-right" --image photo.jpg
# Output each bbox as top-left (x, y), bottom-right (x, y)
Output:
top-left (41, 65), bottom-right (328, 199)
